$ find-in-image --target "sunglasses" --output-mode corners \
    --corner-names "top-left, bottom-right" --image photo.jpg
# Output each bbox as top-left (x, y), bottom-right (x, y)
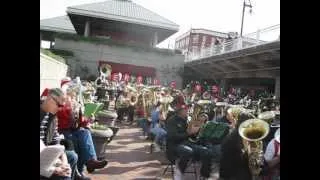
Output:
top-left (51, 96), bottom-right (64, 108)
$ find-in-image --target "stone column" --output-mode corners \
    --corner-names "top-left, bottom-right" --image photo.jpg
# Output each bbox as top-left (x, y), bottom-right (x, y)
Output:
top-left (153, 31), bottom-right (158, 47)
top-left (275, 76), bottom-right (280, 98)
top-left (84, 20), bottom-right (91, 37)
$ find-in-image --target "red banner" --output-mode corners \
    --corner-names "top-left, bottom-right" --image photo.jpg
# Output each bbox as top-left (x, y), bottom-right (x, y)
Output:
top-left (111, 73), bottom-right (119, 81)
top-left (124, 73), bottom-right (130, 82)
top-left (153, 79), bottom-right (160, 85)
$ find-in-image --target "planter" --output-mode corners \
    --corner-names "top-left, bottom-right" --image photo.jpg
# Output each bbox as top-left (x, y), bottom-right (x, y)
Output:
top-left (91, 128), bottom-right (113, 160)
top-left (90, 126), bottom-right (120, 160)
top-left (96, 110), bottom-right (118, 126)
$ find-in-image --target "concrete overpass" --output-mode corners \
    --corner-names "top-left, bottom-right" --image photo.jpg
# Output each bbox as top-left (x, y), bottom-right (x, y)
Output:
top-left (183, 25), bottom-right (280, 97)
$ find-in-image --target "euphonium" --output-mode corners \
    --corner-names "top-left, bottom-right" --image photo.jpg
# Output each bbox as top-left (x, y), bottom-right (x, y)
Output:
top-left (238, 118), bottom-right (270, 178)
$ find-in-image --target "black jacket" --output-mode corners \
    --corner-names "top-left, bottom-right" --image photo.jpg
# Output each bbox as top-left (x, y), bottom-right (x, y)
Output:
top-left (166, 115), bottom-right (189, 161)
top-left (219, 130), bottom-right (252, 180)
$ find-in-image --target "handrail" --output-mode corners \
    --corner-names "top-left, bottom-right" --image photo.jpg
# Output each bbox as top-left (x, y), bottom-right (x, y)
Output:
top-left (184, 24), bottom-right (280, 62)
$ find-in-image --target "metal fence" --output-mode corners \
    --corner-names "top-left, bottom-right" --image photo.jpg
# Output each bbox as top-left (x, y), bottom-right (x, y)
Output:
top-left (185, 24), bottom-right (280, 62)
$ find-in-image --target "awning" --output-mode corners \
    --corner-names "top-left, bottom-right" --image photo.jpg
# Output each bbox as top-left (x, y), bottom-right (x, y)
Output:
top-left (99, 61), bottom-right (156, 77)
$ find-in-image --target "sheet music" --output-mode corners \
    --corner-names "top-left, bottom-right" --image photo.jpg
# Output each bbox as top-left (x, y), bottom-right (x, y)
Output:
top-left (40, 143), bottom-right (65, 177)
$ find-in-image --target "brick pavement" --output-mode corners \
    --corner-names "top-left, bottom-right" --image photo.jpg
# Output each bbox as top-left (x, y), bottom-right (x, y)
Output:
top-left (86, 123), bottom-right (219, 180)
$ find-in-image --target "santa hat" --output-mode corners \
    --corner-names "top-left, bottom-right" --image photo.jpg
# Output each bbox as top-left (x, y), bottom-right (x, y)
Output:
top-left (61, 77), bottom-right (72, 94)
top-left (61, 77), bottom-right (71, 87)
top-left (40, 88), bottom-right (49, 100)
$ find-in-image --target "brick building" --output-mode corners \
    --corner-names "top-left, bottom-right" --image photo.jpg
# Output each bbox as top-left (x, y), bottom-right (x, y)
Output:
top-left (175, 29), bottom-right (237, 56)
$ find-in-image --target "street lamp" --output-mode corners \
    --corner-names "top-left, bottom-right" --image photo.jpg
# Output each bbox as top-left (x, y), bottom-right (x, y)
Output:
top-left (240, 0), bottom-right (253, 37)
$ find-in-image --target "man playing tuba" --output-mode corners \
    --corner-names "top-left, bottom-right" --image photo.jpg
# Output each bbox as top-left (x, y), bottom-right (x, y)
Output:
top-left (166, 107), bottom-right (214, 180)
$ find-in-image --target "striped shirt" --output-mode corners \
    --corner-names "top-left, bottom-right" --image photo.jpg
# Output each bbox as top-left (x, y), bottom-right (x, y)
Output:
top-left (40, 107), bottom-right (61, 145)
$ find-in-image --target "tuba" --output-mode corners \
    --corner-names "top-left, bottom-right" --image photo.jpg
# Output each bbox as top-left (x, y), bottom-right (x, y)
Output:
top-left (95, 63), bottom-right (112, 87)
top-left (187, 102), bottom-right (206, 142)
top-left (239, 118), bottom-right (270, 179)
top-left (99, 64), bottom-right (112, 78)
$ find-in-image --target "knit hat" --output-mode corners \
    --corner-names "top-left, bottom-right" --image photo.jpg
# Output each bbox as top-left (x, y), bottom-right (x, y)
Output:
top-left (49, 88), bottom-right (64, 98)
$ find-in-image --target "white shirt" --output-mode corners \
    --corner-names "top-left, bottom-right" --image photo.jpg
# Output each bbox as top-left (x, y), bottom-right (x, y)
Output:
top-left (264, 139), bottom-right (280, 162)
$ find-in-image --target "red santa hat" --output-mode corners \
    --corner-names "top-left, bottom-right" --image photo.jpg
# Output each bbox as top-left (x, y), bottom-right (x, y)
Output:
top-left (40, 88), bottom-right (49, 100)
top-left (61, 77), bottom-right (72, 94)
top-left (61, 77), bottom-right (71, 87)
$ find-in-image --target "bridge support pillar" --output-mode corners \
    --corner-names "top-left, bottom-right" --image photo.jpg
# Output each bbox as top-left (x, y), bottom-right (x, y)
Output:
top-left (275, 76), bottom-right (280, 98)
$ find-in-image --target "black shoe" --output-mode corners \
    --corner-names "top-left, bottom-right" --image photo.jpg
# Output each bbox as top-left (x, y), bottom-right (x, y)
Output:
top-left (86, 159), bottom-right (108, 173)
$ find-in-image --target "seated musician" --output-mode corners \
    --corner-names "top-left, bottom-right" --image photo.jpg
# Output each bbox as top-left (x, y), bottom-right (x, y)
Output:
top-left (166, 107), bottom-right (214, 180)
top-left (150, 104), bottom-right (168, 152)
top-left (56, 88), bottom-right (108, 177)
top-left (216, 107), bottom-right (232, 125)
top-left (40, 88), bottom-right (79, 180)
top-left (115, 91), bottom-right (128, 123)
top-left (136, 105), bottom-right (149, 137)
top-left (197, 114), bottom-right (230, 160)
top-left (263, 129), bottom-right (280, 180)
top-left (219, 112), bottom-right (253, 180)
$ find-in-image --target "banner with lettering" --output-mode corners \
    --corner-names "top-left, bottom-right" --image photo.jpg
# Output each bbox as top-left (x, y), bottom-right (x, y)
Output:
top-left (153, 78), bottom-right (160, 85)
top-left (124, 73), bottom-right (130, 82)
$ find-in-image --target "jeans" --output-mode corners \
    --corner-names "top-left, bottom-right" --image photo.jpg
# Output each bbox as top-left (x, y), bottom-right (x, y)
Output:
top-left (65, 150), bottom-right (78, 180)
top-left (150, 127), bottom-right (167, 146)
top-left (62, 128), bottom-right (97, 174)
top-left (175, 142), bottom-right (213, 178)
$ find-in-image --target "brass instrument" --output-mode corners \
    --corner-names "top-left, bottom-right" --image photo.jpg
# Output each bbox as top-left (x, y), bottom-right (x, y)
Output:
top-left (187, 102), bottom-right (206, 142)
top-left (159, 90), bottom-right (174, 119)
top-left (258, 111), bottom-right (276, 124)
top-left (95, 64), bottom-right (112, 87)
top-left (239, 118), bottom-right (270, 179)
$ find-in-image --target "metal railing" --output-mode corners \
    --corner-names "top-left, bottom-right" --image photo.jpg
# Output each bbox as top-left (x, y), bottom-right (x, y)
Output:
top-left (185, 24), bottom-right (280, 62)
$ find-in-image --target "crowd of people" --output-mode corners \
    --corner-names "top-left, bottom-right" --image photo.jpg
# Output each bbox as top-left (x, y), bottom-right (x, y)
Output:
top-left (40, 74), bottom-right (280, 180)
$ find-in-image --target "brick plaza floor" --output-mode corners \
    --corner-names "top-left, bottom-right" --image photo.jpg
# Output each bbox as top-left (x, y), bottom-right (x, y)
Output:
top-left (86, 122), bottom-right (219, 180)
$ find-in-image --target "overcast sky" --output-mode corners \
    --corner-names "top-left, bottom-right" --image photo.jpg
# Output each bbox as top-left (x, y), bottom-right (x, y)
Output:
top-left (40, 0), bottom-right (280, 48)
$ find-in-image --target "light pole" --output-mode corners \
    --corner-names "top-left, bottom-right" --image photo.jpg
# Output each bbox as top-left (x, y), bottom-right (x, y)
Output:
top-left (240, 0), bottom-right (253, 37)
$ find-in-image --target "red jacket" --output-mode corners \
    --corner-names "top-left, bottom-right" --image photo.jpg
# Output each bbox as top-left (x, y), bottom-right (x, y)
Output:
top-left (57, 103), bottom-right (72, 130)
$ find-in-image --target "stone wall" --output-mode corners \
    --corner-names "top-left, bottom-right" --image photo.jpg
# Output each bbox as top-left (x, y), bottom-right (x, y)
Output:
top-left (40, 52), bottom-right (68, 95)
top-left (54, 38), bottom-right (185, 88)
